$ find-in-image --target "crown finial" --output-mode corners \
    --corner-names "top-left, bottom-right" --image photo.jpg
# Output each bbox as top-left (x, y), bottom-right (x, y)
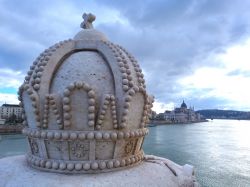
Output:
top-left (80, 13), bottom-right (96, 29)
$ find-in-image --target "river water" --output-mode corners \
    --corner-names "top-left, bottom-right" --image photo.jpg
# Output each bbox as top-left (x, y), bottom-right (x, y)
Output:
top-left (0, 119), bottom-right (250, 187)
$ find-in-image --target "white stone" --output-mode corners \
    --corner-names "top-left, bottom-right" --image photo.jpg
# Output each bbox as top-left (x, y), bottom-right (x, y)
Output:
top-left (0, 155), bottom-right (199, 187)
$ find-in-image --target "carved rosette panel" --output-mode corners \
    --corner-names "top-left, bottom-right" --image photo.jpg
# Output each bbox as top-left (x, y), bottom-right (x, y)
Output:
top-left (70, 141), bottom-right (89, 160)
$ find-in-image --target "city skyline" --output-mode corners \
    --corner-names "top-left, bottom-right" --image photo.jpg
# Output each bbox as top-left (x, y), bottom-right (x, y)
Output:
top-left (1, 0), bottom-right (250, 113)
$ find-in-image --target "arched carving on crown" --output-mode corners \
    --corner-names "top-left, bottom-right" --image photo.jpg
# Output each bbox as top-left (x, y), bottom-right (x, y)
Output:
top-left (96, 94), bottom-right (118, 130)
top-left (120, 86), bottom-right (149, 129)
top-left (34, 40), bottom-right (127, 128)
top-left (61, 81), bottom-right (96, 130)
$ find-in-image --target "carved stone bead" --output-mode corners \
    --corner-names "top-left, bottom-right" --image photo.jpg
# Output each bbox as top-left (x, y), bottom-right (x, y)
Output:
top-left (54, 132), bottom-right (61, 139)
top-left (126, 158), bottom-right (131, 166)
top-left (41, 131), bottom-right (47, 138)
top-left (111, 132), bottom-right (117, 140)
top-left (128, 89), bottom-right (135, 96)
top-left (62, 132), bottom-right (69, 140)
top-left (120, 159), bottom-right (126, 167)
top-left (117, 132), bottom-right (124, 139)
top-left (120, 122), bottom-right (126, 128)
top-left (107, 161), bottom-right (114, 169)
top-left (130, 131), bottom-right (135, 137)
top-left (125, 132), bottom-right (130, 138)
top-left (88, 106), bottom-right (95, 113)
top-left (88, 120), bottom-right (95, 127)
top-left (63, 89), bottom-right (70, 96)
top-left (76, 82), bottom-right (83, 88)
top-left (67, 163), bottom-right (74, 170)
top-left (47, 132), bottom-right (54, 139)
top-left (40, 160), bottom-right (46, 168)
top-left (91, 162), bottom-right (98, 170)
top-left (83, 163), bottom-right (90, 170)
top-left (95, 132), bottom-right (102, 140)
top-left (63, 97), bottom-right (70, 104)
top-left (131, 157), bottom-right (136, 163)
top-left (84, 83), bottom-right (91, 91)
top-left (99, 161), bottom-right (106, 169)
top-left (64, 113), bottom-right (71, 120)
top-left (114, 160), bottom-right (120, 168)
top-left (34, 159), bottom-right (40, 166)
top-left (123, 85), bottom-right (129, 91)
top-left (88, 113), bottom-right (95, 120)
top-left (88, 90), bottom-right (95, 98)
top-left (78, 133), bottom-right (86, 140)
top-left (70, 132), bottom-right (78, 140)
top-left (103, 132), bottom-right (110, 139)
top-left (87, 132), bottom-right (94, 140)
top-left (88, 98), bottom-right (95, 105)
top-left (45, 161), bottom-right (52, 169)
top-left (52, 162), bottom-right (59, 169)
top-left (75, 163), bottom-right (82, 171)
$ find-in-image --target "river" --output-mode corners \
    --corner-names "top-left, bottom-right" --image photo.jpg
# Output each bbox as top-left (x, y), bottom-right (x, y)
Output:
top-left (0, 119), bottom-right (250, 187)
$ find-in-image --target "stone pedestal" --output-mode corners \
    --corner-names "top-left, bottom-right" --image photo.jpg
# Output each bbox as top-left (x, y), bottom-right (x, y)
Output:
top-left (0, 155), bottom-right (199, 187)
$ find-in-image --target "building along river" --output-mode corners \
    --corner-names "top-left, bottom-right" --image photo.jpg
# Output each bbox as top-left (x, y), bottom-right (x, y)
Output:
top-left (0, 119), bottom-right (250, 187)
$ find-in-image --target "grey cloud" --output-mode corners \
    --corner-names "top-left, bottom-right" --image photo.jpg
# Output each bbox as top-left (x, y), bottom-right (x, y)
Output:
top-left (95, 0), bottom-right (250, 109)
top-left (1, 0), bottom-right (250, 110)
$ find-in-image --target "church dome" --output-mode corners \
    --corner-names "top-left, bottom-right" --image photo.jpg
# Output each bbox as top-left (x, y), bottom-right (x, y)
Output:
top-left (181, 100), bottom-right (187, 108)
top-left (18, 13), bottom-right (153, 174)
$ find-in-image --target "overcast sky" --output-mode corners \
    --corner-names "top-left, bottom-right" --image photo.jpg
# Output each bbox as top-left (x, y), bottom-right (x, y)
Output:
top-left (1, 0), bottom-right (250, 113)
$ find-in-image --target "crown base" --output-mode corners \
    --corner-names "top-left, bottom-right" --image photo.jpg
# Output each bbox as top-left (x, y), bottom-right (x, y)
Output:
top-left (26, 151), bottom-right (144, 174)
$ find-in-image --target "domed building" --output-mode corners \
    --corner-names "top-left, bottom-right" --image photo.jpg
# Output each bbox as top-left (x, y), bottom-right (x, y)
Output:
top-left (164, 100), bottom-right (202, 123)
top-left (181, 100), bottom-right (187, 109)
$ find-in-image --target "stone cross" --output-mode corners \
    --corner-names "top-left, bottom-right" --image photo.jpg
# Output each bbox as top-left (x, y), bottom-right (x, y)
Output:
top-left (80, 13), bottom-right (96, 29)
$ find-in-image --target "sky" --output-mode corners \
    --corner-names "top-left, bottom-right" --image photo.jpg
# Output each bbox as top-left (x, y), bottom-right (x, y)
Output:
top-left (1, 0), bottom-right (250, 113)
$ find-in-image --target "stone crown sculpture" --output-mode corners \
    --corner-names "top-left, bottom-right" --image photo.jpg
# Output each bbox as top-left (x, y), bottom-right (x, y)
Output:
top-left (19, 13), bottom-right (153, 173)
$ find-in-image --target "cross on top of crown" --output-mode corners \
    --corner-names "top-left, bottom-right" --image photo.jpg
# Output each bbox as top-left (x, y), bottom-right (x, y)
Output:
top-left (80, 13), bottom-right (96, 29)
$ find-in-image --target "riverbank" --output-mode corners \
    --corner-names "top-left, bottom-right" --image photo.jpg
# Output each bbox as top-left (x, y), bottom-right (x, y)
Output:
top-left (0, 124), bottom-right (24, 134)
top-left (149, 119), bottom-right (208, 125)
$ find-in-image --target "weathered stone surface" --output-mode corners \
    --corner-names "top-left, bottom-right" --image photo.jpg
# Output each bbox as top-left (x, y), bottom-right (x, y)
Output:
top-left (18, 12), bottom-right (153, 174)
top-left (0, 155), bottom-right (199, 187)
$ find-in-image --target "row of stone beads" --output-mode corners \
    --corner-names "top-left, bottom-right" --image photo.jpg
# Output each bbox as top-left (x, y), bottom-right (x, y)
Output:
top-left (22, 84), bottom-right (41, 127)
top-left (20, 103), bottom-right (27, 126)
top-left (43, 95), bottom-right (63, 129)
top-left (140, 94), bottom-right (151, 128)
top-left (102, 41), bottom-right (132, 92)
top-left (148, 98), bottom-right (154, 123)
top-left (63, 81), bottom-right (95, 128)
top-left (23, 54), bottom-right (44, 84)
top-left (144, 96), bottom-right (154, 124)
top-left (27, 151), bottom-right (144, 171)
top-left (113, 44), bottom-right (134, 91)
top-left (23, 128), bottom-right (149, 140)
top-left (117, 45), bottom-right (146, 89)
top-left (31, 39), bottom-right (73, 91)
top-left (96, 94), bottom-right (118, 130)
top-left (17, 85), bottom-right (27, 126)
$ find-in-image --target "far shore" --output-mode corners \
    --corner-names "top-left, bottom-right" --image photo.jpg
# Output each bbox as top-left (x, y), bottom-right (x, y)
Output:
top-left (149, 119), bottom-right (208, 126)
top-left (0, 124), bottom-right (24, 134)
